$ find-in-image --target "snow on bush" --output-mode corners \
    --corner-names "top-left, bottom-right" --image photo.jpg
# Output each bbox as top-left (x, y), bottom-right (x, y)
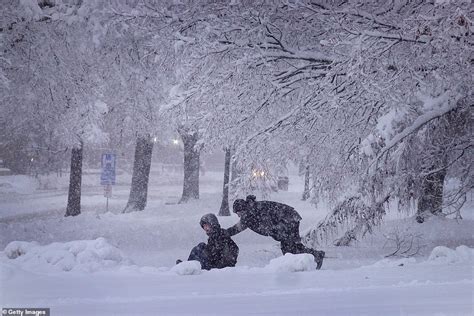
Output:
top-left (264, 253), bottom-right (316, 272)
top-left (3, 238), bottom-right (131, 273)
top-left (428, 245), bottom-right (473, 264)
top-left (4, 241), bottom-right (39, 259)
top-left (171, 260), bottom-right (202, 275)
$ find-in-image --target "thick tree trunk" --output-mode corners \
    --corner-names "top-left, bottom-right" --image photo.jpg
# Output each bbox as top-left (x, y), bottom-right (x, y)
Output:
top-left (416, 114), bottom-right (452, 223)
top-left (218, 147), bottom-right (231, 216)
top-left (65, 142), bottom-right (83, 217)
top-left (416, 165), bottom-right (447, 223)
top-left (179, 131), bottom-right (200, 203)
top-left (123, 135), bottom-right (154, 213)
top-left (302, 165), bottom-right (310, 201)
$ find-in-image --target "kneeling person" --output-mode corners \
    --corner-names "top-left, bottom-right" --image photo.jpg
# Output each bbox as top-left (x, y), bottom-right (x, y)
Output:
top-left (179, 213), bottom-right (239, 270)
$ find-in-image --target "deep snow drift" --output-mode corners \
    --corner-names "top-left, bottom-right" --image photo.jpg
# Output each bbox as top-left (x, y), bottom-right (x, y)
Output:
top-left (0, 170), bottom-right (473, 315)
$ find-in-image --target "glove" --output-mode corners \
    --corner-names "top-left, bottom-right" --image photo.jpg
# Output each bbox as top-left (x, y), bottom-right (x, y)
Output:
top-left (246, 195), bottom-right (256, 202)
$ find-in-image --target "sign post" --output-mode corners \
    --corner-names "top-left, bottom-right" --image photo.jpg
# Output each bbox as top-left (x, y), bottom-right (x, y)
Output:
top-left (100, 153), bottom-right (116, 212)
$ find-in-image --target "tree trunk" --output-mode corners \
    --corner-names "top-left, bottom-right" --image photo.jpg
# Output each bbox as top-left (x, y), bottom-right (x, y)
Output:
top-left (416, 115), bottom-right (452, 223)
top-left (179, 130), bottom-right (200, 203)
top-left (65, 142), bottom-right (83, 217)
top-left (416, 164), bottom-right (447, 223)
top-left (123, 135), bottom-right (154, 213)
top-left (302, 165), bottom-right (310, 201)
top-left (219, 147), bottom-right (231, 216)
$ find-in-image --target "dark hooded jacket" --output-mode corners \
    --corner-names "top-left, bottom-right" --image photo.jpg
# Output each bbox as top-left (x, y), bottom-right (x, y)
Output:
top-left (200, 213), bottom-right (239, 269)
top-left (227, 196), bottom-right (302, 242)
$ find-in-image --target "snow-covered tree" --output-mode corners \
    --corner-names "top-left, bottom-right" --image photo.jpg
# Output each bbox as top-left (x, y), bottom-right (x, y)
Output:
top-left (93, 2), bottom-right (177, 212)
top-left (260, 0), bottom-right (474, 244)
top-left (164, 0), bottom-right (473, 240)
top-left (1, 0), bottom-right (109, 216)
top-left (4, 0), bottom-right (470, 229)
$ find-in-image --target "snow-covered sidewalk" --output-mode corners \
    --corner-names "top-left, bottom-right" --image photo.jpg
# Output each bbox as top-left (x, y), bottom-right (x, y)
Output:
top-left (1, 242), bottom-right (472, 315)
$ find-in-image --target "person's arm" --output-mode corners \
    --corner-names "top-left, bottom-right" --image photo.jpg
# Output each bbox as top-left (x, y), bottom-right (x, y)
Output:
top-left (214, 237), bottom-right (239, 269)
top-left (226, 220), bottom-right (247, 236)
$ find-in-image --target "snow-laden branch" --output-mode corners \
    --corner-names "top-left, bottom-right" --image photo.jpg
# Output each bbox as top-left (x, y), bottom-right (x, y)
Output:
top-left (369, 91), bottom-right (461, 169)
top-left (263, 51), bottom-right (337, 64)
top-left (419, 142), bottom-right (473, 177)
top-left (341, 27), bottom-right (429, 44)
top-left (360, 30), bottom-right (429, 44)
top-left (241, 104), bottom-right (302, 148)
top-left (307, 2), bottom-right (401, 30)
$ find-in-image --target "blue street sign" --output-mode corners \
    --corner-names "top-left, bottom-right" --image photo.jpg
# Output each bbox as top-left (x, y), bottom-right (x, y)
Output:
top-left (100, 153), bottom-right (116, 185)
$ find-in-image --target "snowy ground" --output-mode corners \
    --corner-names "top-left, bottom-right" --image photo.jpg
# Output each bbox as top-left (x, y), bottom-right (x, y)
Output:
top-left (0, 169), bottom-right (473, 315)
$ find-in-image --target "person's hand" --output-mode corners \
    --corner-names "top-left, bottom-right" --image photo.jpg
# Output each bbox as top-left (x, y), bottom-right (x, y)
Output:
top-left (246, 195), bottom-right (256, 202)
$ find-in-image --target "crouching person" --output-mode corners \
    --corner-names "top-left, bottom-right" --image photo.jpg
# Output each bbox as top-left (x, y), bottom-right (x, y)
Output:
top-left (178, 213), bottom-right (239, 270)
top-left (228, 195), bottom-right (325, 269)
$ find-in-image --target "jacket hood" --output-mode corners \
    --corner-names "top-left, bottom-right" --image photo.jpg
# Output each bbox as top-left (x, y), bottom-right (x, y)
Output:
top-left (232, 199), bottom-right (247, 213)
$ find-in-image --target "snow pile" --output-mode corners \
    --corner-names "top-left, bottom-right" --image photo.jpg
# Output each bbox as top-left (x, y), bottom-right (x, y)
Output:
top-left (368, 246), bottom-right (473, 268)
top-left (264, 253), bottom-right (316, 272)
top-left (3, 240), bottom-right (40, 259)
top-left (3, 237), bottom-right (131, 273)
top-left (427, 245), bottom-right (473, 265)
top-left (170, 260), bottom-right (202, 275)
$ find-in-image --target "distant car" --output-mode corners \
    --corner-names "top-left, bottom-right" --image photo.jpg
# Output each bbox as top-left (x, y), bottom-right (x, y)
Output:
top-left (249, 168), bottom-right (289, 192)
top-left (277, 176), bottom-right (289, 191)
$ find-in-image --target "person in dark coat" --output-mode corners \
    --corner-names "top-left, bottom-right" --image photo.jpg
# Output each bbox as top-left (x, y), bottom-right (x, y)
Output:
top-left (227, 195), bottom-right (325, 269)
top-left (178, 213), bottom-right (239, 270)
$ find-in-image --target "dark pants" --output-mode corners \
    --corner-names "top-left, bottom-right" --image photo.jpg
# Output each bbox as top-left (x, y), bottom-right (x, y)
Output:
top-left (279, 221), bottom-right (316, 256)
top-left (188, 242), bottom-right (212, 270)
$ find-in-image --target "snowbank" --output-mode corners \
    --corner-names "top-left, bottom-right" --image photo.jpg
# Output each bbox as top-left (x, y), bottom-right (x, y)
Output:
top-left (170, 254), bottom-right (318, 275)
top-left (167, 253), bottom-right (320, 276)
top-left (170, 260), bottom-right (202, 275)
top-left (428, 245), bottom-right (473, 265)
top-left (263, 253), bottom-right (316, 272)
top-left (369, 245), bottom-right (473, 268)
top-left (3, 237), bottom-right (131, 273)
